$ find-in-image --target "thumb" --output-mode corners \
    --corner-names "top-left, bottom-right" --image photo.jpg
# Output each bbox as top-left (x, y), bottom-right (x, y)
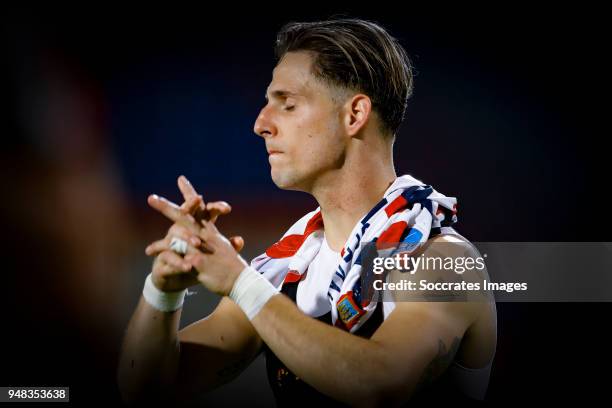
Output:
top-left (229, 236), bottom-right (245, 252)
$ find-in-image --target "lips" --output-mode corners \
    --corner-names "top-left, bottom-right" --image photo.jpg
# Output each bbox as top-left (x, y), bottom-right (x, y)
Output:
top-left (267, 148), bottom-right (283, 155)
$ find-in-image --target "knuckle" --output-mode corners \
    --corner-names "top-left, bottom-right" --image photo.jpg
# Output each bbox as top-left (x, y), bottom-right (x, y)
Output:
top-left (169, 224), bottom-right (186, 236)
top-left (159, 250), bottom-right (175, 262)
top-left (174, 227), bottom-right (187, 237)
top-left (158, 251), bottom-right (169, 262)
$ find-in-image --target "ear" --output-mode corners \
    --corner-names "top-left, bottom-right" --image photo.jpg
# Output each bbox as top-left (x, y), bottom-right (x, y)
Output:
top-left (343, 94), bottom-right (372, 137)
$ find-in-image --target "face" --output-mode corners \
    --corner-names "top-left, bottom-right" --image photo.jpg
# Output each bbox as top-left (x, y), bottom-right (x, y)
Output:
top-left (253, 51), bottom-right (348, 192)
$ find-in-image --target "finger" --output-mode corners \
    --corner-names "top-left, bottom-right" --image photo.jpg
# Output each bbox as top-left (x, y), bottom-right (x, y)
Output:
top-left (184, 253), bottom-right (201, 271)
top-left (167, 230), bottom-right (215, 255)
top-left (168, 223), bottom-right (202, 242)
top-left (157, 255), bottom-right (198, 277)
top-left (179, 176), bottom-right (207, 219)
top-left (148, 194), bottom-right (200, 230)
top-left (148, 194), bottom-right (184, 223)
top-left (180, 194), bottom-right (203, 215)
top-left (146, 238), bottom-right (168, 256)
top-left (157, 251), bottom-right (192, 272)
top-left (146, 230), bottom-right (201, 257)
top-left (164, 229), bottom-right (214, 256)
top-left (149, 222), bottom-right (203, 257)
top-left (229, 236), bottom-right (245, 252)
top-left (178, 175), bottom-right (200, 202)
top-left (179, 176), bottom-right (208, 220)
top-left (206, 201), bottom-right (231, 223)
top-left (184, 252), bottom-right (210, 272)
top-left (157, 242), bottom-right (206, 271)
top-left (158, 261), bottom-right (185, 277)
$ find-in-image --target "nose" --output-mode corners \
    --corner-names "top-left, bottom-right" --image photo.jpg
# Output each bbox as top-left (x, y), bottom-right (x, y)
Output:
top-left (253, 104), bottom-right (277, 139)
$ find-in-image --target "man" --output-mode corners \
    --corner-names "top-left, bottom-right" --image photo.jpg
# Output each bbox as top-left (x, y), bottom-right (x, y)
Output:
top-left (117, 19), bottom-right (497, 406)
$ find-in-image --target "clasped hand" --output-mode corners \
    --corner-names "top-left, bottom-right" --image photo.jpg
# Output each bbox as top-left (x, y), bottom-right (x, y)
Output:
top-left (144, 176), bottom-right (248, 296)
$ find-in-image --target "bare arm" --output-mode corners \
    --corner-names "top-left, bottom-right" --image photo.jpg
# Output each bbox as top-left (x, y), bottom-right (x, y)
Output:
top-left (117, 176), bottom-right (256, 404)
top-left (184, 232), bottom-right (480, 406)
top-left (117, 295), bottom-right (262, 404)
top-left (245, 235), bottom-right (488, 406)
top-left (249, 292), bottom-right (475, 406)
top-left (117, 295), bottom-right (182, 403)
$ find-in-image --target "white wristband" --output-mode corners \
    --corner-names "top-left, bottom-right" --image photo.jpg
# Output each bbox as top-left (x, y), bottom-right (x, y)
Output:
top-left (229, 266), bottom-right (279, 320)
top-left (142, 273), bottom-right (187, 312)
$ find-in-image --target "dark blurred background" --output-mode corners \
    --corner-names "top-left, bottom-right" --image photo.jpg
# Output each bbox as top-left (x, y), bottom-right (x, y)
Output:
top-left (2, 3), bottom-right (609, 406)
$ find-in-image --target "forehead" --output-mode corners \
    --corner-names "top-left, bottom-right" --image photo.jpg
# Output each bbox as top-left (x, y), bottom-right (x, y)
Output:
top-left (267, 51), bottom-right (319, 96)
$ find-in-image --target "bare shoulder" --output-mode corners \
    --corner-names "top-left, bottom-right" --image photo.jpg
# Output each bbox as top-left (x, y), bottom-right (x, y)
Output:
top-left (431, 233), bottom-right (466, 243)
top-left (427, 232), bottom-right (478, 255)
top-left (385, 232), bottom-right (484, 326)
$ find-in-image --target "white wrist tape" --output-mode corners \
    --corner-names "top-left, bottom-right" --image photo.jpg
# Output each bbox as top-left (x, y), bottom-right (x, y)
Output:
top-left (142, 273), bottom-right (187, 312)
top-left (229, 266), bottom-right (279, 320)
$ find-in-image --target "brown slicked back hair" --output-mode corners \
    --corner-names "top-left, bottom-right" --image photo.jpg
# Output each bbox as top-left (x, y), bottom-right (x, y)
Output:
top-left (275, 18), bottom-right (414, 137)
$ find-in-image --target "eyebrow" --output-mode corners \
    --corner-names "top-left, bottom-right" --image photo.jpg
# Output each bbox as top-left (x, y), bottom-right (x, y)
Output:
top-left (264, 89), bottom-right (299, 101)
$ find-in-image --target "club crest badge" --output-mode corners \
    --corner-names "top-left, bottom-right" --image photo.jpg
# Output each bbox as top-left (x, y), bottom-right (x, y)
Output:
top-left (336, 291), bottom-right (365, 330)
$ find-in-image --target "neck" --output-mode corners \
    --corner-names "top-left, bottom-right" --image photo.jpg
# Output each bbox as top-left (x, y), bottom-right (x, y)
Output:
top-left (310, 138), bottom-right (397, 252)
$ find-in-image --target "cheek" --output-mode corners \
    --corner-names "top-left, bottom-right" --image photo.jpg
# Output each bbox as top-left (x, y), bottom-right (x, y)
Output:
top-left (285, 108), bottom-right (343, 167)
top-left (300, 131), bottom-right (344, 170)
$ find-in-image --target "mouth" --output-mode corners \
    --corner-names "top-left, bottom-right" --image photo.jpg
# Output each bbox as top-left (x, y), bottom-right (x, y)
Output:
top-left (267, 149), bottom-right (283, 156)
